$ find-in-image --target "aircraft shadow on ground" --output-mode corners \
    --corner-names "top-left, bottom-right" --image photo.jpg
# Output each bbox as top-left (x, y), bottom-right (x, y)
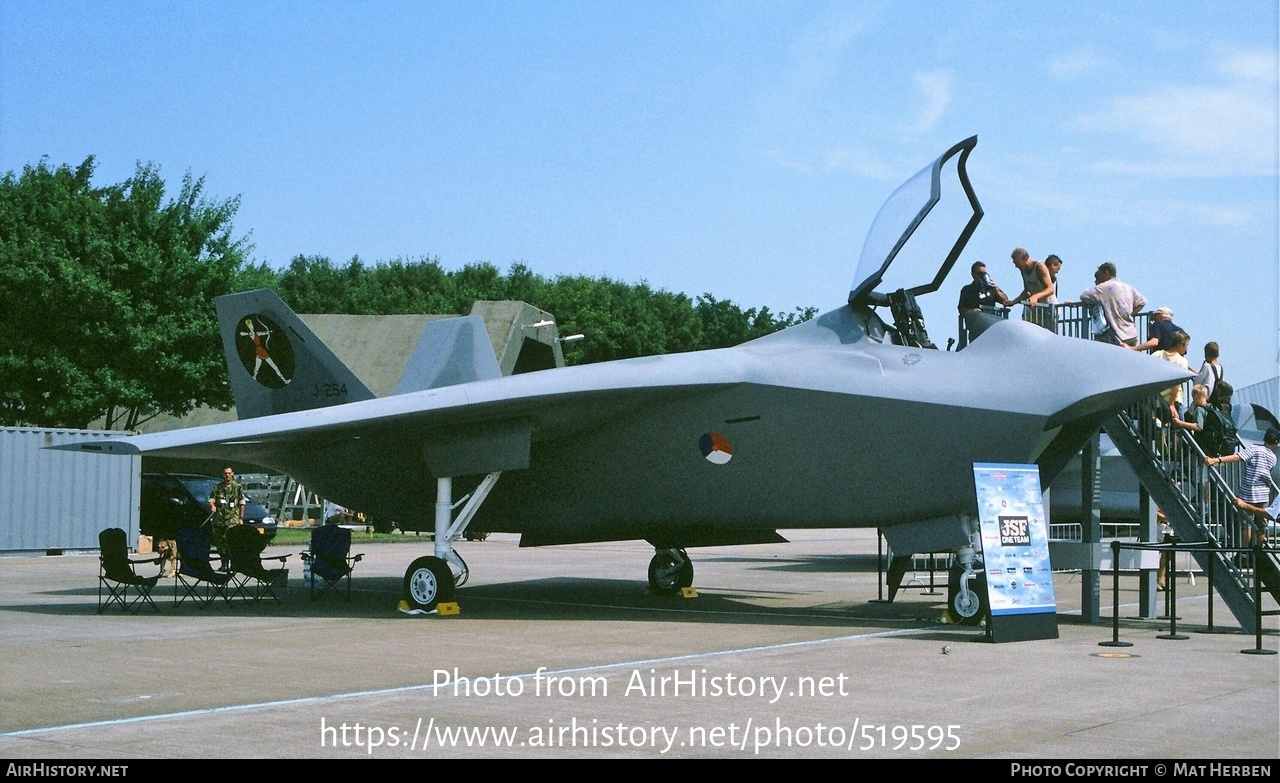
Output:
top-left (17, 574), bottom-right (957, 629)
top-left (702, 552), bottom-right (885, 574)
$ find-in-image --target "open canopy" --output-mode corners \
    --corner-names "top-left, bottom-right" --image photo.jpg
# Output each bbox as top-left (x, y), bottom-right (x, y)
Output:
top-left (848, 136), bottom-right (983, 306)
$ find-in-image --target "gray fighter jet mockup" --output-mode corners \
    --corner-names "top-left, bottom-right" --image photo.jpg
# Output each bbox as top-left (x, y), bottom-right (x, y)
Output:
top-left (63, 138), bottom-right (1190, 616)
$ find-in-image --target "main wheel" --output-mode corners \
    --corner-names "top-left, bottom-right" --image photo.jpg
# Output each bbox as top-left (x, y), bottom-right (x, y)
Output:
top-left (648, 550), bottom-right (693, 595)
top-left (404, 556), bottom-right (455, 611)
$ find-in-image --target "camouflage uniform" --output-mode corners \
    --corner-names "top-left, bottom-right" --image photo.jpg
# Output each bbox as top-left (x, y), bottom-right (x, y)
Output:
top-left (207, 480), bottom-right (245, 556)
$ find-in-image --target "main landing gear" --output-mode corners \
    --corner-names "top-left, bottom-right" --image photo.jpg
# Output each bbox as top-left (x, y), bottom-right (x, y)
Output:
top-left (648, 548), bottom-right (693, 595)
top-left (398, 475), bottom-right (700, 608)
top-left (401, 473), bottom-right (499, 612)
top-left (404, 556), bottom-right (455, 611)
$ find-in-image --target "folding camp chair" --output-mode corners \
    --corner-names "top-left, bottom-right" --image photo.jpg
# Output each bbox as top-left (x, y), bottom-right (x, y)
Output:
top-left (173, 527), bottom-right (232, 609)
top-left (98, 528), bottom-right (164, 613)
top-left (301, 524), bottom-right (364, 601)
top-left (224, 525), bottom-right (290, 604)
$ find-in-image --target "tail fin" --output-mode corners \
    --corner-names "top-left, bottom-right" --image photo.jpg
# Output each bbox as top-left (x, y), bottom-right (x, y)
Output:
top-left (215, 289), bottom-right (375, 419)
top-left (393, 315), bottom-right (502, 395)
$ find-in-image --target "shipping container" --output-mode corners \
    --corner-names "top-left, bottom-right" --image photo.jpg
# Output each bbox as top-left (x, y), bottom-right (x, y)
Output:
top-left (0, 428), bottom-right (139, 554)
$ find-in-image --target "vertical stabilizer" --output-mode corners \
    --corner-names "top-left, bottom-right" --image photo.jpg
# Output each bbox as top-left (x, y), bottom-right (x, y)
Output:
top-left (393, 315), bottom-right (502, 394)
top-left (215, 289), bottom-right (375, 419)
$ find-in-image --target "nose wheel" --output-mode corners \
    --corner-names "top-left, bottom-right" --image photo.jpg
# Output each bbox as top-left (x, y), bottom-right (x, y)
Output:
top-left (948, 566), bottom-right (987, 625)
top-left (953, 589), bottom-right (980, 618)
top-left (648, 548), bottom-right (693, 595)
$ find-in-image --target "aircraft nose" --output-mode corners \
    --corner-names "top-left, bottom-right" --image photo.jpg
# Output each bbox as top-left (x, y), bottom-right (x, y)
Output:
top-left (961, 319), bottom-right (1192, 424)
top-left (1042, 330), bottom-right (1193, 426)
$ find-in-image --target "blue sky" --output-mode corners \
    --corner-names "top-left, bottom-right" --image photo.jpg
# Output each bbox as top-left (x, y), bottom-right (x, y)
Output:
top-left (3, 1), bottom-right (1277, 386)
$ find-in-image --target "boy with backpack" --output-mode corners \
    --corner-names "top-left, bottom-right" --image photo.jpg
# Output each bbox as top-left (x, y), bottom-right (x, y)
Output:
top-left (1185, 384), bottom-right (1241, 458)
top-left (1195, 342), bottom-right (1233, 411)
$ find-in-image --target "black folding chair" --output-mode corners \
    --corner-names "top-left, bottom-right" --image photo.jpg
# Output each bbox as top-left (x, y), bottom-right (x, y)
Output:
top-left (225, 525), bottom-right (290, 604)
top-left (174, 527), bottom-right (232, 609)
top-left (98, 528), bottom-right (164, 613)
top-left (302, 524), bottom-right (364, 601)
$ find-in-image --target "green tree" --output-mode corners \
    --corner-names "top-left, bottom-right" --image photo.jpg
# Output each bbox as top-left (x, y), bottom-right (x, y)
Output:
top-left (0, 157), bottom-right (250, 429)
top-left (693, 294), bottom-right (817, 350)
top-left (270, 256), bottom-right (814, 364)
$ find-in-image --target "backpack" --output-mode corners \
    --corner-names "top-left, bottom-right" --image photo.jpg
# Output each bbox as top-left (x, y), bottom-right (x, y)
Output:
top-left (1202, 405), bottom-right (1240, 457)
top-left (1208, 365), bottom-right (1228, 411)
top-left (1207, 367), bottom-right (1232, 411)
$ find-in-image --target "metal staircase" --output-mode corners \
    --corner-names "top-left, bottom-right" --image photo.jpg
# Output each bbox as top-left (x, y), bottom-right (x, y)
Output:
top-left (960, 303), bottom-right (1278, 631)
top-left (1102, 394), bottom-right (1278, 633)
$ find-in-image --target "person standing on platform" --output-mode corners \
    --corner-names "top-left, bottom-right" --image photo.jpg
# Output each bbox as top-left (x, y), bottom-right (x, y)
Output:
top-left (1078, 262), bottom-right (1147, 348)
top-left (1135, 306), bottom-right (1186, 353)
top-left (1006, 247), bottom-right (1055, 331)
top-left (957, 261), bottom-right (1011, 313)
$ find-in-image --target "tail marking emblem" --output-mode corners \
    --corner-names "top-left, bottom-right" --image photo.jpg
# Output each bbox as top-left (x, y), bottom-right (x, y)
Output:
top-left (235, 314), bottom-right (295, 388)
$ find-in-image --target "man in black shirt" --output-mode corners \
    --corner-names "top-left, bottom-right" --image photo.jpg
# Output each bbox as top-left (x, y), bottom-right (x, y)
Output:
top-left (957, 261), bottom-right (1010, 313)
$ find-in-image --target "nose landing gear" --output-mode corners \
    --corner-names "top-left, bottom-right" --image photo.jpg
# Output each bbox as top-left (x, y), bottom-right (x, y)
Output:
top-left (948, 545), bottom-right (987, 625)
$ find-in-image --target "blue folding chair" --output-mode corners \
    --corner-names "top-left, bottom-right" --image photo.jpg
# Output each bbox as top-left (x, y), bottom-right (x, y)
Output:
top-left (98, 528), bottom-right (164, 613)
top-left (302, 524), bottom-right (363, 601)
top-left (174, 527), bottom-right (232, 609)
top-left (225, 524), bottom-right (290, 604)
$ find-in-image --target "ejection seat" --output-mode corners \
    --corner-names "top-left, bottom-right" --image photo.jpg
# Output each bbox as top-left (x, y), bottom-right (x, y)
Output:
top-left (224, 524), bottom-right (290, 604)
top-left (302, 523), bottom-right (364, 601)
top-left (98, 528), bottom-right (165, 614)
top-left (173, 526), bottom-right (233, 609)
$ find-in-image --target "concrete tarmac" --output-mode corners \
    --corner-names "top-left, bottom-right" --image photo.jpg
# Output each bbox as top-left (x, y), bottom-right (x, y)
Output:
top-left (1, 529), bottom-right (1276, 759)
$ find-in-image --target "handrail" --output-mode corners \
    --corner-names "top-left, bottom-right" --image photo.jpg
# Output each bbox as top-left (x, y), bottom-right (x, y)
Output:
top-left (956, 302), bottom-right (1152, 349)
top-left (1108, 394), bottom-right (1268, 598)
top-left (952, 295), bottom-right (1275, 626)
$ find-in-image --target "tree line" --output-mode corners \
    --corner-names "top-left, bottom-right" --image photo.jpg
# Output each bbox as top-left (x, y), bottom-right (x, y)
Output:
top-left (266, 255), bottom-right (815, 364)
top-left (1, 158), bottom-right (814, 430)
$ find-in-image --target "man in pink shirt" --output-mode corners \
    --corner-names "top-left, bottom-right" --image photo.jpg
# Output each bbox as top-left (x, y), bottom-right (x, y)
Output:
top-left (1078, 262), bottom-right (1147, 348)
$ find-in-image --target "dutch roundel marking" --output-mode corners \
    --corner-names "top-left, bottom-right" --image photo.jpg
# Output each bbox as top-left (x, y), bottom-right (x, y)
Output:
top-left (234, 314), bottom-right (296, 388)
top-left (699, 432), bottom-right (733, 465)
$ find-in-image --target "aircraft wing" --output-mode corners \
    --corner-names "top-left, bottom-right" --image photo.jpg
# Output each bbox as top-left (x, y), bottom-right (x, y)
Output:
top-left (65, 350), bottom-right (744, 478)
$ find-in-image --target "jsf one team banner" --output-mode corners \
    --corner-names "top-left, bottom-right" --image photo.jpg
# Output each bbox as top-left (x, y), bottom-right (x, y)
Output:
top-left (972, 462), bottom-right (1058, 642)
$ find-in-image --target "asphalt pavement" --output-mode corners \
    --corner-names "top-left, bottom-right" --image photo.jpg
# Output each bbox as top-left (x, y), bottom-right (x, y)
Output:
top-left (1, 529), bottom-right (1276, 759)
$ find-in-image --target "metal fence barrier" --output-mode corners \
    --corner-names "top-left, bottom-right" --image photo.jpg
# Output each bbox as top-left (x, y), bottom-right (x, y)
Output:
top-left (1099, 539), bottom-right (1276, 654)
